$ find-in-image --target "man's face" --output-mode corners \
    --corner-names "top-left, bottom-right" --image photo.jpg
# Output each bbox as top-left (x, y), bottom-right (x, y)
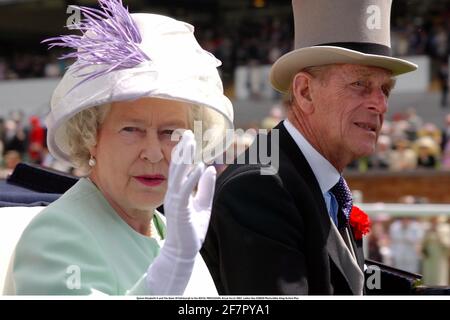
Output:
top-left (308, 64), bottom-right (394, 165)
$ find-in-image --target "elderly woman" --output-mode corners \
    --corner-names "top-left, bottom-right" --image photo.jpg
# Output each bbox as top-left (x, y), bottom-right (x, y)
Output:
top-left (3, 0), bottom-right (233, 295)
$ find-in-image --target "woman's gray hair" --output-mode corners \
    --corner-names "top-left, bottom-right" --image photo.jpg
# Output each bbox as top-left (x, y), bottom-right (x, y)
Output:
top-left (65, 102), bottom-right (208, 171)
top-left (65, 104), bottom-right (111, 171)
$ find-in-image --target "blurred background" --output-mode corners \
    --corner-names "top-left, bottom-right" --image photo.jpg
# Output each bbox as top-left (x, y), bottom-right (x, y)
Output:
top-left (0, 0), bottom-right (449, 286)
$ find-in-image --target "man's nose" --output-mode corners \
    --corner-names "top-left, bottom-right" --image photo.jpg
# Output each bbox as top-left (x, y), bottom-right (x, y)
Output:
top-left (140, 131), bottom-right (164, 163)
top-left (367, 87), bottom-right (388, 114)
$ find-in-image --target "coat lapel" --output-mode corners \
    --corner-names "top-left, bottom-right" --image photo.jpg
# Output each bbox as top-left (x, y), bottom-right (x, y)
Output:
top-left (276, 122), bottom-right (364, 295)
top-left (348, 225), bottom-right (366, 272)
top-left (329, 223), bottom-right (364, 294)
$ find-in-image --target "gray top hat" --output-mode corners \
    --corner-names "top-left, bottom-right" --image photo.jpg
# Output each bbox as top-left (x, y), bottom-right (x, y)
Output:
top-left (270, 0), bottom-right (418, 93)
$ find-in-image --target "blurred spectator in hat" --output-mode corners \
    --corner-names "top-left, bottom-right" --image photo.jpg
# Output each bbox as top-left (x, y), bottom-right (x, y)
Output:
top-left (414, 136), bottom-right (439, 169)
top-left (0, 150), bottom-right (22, 179)
top-left (404, 107), bottom-right (423, 141)
top-left (27, 116), bottom-right (45, 164)
top-left (422, 216), bottom-right (450, 286)
top-left (9, 110), bottom-right (25, 128)
top-left (3, 119), bottom-right (26, 156)
top-left (389, 137), bottom-right (417, 171)
top-left (438, 59), bottom-right (448, 108)
top-left (390, 119), bottom-right (410, 143)
top-left (389, 216), bottom-right (424, 274)
top-left (367, 217), bottom-right (391, 263)
top-left (372, 213), bottom-right (394, 266)
top-left (417, 122), bottom-right (442, 147)
top-left (44, 53), bottom-right (63, 78)
top-left (44, 61), bottom-right (62, 78)
top-left (368, 135), bottom-right (392, 169)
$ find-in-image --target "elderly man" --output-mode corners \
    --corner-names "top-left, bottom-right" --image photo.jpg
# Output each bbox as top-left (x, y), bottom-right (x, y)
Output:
top-left (201, 0), bottom-right (417, 295)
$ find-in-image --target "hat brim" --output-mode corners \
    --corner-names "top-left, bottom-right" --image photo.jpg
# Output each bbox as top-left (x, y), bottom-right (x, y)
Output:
top-left (47, 66), bottom-right (234, 165)
top-left (270, 46), bottom-right (418, 93)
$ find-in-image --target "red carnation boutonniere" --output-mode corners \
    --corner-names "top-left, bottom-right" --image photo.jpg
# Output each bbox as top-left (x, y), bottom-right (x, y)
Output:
top-left (349, 206), bottom-right (371, 240)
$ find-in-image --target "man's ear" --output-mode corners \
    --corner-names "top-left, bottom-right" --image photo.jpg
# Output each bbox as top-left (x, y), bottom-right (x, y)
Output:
top-left (292, 72), bottom-right (314, 114)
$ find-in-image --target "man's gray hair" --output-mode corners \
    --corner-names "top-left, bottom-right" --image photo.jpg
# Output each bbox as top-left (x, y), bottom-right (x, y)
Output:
top-left (285, 64), bottom-right (334, 108)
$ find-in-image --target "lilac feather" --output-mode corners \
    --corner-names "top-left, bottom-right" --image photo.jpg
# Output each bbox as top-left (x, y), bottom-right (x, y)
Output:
top-left (42, 0), bottom-right (150, 92)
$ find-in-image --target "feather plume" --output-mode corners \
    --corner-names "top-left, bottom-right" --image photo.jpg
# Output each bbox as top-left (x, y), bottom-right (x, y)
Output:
top-left (42, 0), bottom-right (150, 91)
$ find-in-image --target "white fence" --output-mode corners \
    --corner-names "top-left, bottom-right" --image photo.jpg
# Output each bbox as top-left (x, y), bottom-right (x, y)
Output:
top-left (359, 203), bottom-right (450, 217)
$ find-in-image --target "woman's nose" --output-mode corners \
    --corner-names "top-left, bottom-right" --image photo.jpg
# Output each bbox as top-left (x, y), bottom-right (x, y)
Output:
top-left (139, 131), bottom-right (164, 163)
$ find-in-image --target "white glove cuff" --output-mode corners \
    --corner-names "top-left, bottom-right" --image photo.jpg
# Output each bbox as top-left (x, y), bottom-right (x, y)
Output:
top-left (146, 246), bottom-right (196, 295)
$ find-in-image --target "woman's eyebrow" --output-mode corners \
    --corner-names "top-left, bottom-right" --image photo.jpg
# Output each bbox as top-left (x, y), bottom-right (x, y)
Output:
top-left (158, 120), bottom-right (188, 128)
top-left (119, 118), bottom-right (147, 125)
top-left (120, 118), bottom-right (187, 127)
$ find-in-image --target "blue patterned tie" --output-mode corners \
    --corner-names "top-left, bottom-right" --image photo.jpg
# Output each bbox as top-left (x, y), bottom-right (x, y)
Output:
top-left (330, 177), bottom-right (353, 227)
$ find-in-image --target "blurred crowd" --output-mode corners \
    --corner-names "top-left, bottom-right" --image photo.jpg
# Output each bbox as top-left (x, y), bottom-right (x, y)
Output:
top-left (348, 110), bottom-right (450, 171)
top-left (0, 111), bottom-right (74, 180)
top-left (232, 105), bottom-right (450, 173)
top-left (367, 195), bottom-right (450, 286)
top-left (2, 106), bottom-right (450, 179)
top-left (0, 52), bottom-right (68, 80)
top-left (1, 7), bottom-right (449, 94)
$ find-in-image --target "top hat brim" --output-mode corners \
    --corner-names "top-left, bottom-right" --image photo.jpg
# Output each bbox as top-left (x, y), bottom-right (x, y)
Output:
top-left (270, 46), bottom-right (418, 93)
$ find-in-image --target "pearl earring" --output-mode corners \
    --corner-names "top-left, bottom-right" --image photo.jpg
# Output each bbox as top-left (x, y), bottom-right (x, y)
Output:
top-left (88, 155), bottom-right (96, 167)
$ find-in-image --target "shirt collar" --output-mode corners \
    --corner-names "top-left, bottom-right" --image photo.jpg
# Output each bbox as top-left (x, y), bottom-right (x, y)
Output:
top-left (283, 119), bottom-right (340, 194)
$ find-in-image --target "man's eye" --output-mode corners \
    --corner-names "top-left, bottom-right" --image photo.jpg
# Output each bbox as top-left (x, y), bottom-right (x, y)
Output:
top-left (382, 86), bottom-right (391, 98)
top-left (352, 81), bottom-right (367, 88)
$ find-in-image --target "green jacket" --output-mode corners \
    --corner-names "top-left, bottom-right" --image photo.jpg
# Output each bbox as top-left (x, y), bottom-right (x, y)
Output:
top-left (4, 178), bottom-right (215, 295)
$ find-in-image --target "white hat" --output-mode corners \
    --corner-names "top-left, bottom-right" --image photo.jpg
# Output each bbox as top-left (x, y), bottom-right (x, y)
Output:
top-left (270, 0), bottom-right (418, 93)
top-left (45, 0), bottom-right (233, 164)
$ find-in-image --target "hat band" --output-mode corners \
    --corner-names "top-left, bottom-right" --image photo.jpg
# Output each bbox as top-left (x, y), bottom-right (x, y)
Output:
top-left (315, 42), bottom-right (392, 57)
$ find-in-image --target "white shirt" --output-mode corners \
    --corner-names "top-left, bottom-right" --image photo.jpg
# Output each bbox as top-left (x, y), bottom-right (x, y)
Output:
top-left (283, 120), bottom-right (361, 270)
top-left (283, 119), bottom-right (341, 221)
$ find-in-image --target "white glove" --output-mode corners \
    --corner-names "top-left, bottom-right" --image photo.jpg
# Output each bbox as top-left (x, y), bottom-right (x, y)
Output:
top-left (146, 130), bottom-right (216, 295)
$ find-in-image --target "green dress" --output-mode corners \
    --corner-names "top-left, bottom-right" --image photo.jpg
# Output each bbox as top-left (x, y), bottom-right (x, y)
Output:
top-left (4, 178), bottom-right (215, 295)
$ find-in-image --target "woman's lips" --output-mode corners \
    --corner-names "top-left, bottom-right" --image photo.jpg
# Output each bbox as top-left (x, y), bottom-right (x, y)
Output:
top-left (134, 175), bottom-right (166, 187)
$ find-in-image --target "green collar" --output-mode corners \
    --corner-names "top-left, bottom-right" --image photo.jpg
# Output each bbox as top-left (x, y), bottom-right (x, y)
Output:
top-left (152, 212), bottom-right (166, 240)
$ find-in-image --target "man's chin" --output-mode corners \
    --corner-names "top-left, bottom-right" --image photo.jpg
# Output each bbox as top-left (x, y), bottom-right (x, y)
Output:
top-left (353, 146), bottom-right (376, 160)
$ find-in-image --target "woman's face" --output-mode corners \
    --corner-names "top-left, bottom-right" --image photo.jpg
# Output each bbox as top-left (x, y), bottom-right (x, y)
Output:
top-left (90, 97), bottom-right (190, 216)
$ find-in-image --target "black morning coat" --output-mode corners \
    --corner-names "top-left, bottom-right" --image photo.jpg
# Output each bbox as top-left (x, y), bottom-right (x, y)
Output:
top-left (201, 122), bottom-right (365, 295)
